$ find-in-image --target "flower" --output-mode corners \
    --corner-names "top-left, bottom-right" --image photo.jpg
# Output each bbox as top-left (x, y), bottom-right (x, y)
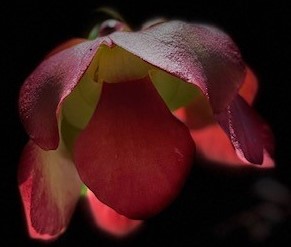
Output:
top-left (18, 17), bottom-right (275, 241)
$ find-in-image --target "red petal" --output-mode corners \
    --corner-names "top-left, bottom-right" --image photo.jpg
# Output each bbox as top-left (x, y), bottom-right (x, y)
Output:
top-left (85, 189), bottom-right (142, 237)
top-left (215, 95), bottom-right (270, 165)
top-left (174, 95), bottom-right (274, 168)
top-left (18, 141), bottom-right (82, 241)
top-left (45, 38), bottom-right (87, 58)
top-left (19, 38), bottom-right (111, 150)
top-left (239, 67), bottom-right (259, 105)
top-left (74, 77), bottom-right (195, 219)
top-left (191, 124), bottom-right (236, 164)
top-left (110, 21), bottom-right (246, 113)
top-left (191, 124), bottom-right (274, 168)
top-left (174, 92), bottom-right (214, 130)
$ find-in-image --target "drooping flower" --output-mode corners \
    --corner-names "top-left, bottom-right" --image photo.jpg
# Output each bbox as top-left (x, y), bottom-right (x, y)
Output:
top-left (18, 17), bottom-right (275, 241)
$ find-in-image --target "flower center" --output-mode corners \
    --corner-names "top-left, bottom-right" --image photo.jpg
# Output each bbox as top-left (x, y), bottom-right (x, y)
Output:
top-left (95, 45), bottom-right (153, 83)
top-left (61, 45), bottom-right (202, 152)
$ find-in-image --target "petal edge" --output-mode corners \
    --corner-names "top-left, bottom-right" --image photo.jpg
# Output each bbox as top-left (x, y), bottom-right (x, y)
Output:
top-left (74, 77), bottom-right (195, 219)
top-left (18, 141), bottom-right (82, 241)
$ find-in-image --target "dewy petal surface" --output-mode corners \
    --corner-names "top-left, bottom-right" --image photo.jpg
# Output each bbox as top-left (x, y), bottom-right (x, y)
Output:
top-left (18, 141), bottom-right (82, 240)
top-left (74, 77), bottom-right (195, 219)
top-left (110, 20), bottom-right (246, 113)
top-left (85, 189), bottom-right (142, 237)
top-left (18, 37), bottom-right (111, 150)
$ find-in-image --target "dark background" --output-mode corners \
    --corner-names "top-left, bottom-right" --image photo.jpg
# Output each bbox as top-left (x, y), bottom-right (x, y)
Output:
top-left (2, 0), bottom-right (291, 246)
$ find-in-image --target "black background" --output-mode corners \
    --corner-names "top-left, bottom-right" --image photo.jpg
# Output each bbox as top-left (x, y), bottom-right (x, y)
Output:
top-left (2, 0), bottom-right (291, 246)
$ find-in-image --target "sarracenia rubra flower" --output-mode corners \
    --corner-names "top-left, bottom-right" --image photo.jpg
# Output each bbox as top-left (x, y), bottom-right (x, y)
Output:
top-left (18, 18), bottom-right (275, 241)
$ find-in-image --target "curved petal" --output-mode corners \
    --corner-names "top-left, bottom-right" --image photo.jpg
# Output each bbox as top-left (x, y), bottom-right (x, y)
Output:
top-left (85, 189), bottom-right (142, 237)
top-left (174, 94), bottom-right (274, 168)
top-left (62, 45), bottom-right (153, 131)
top-left (141, 17), bottom-right (167, 30)
top-left (110, 20), bottom-right (246, 113)
top-left (74, 77), bottom-right (195, 219)
top-left (45, 38), bottom-right (87, 58)
top-left (239, 67), bottom-right (258, 105)
top-left (215, 95), bottom-right (273, 165)
top-left (18, 37), bottom-right (111, 150)
top-left (190, 124), bottom-right (235, 165)
top-left (191, 124), bottom-right (274, 168)
top-left (18, 141), bottom-right (82, 241)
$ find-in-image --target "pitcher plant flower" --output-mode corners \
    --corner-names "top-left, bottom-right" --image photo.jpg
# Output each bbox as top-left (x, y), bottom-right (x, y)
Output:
top-left (18, 16), bottom-right (275, 241)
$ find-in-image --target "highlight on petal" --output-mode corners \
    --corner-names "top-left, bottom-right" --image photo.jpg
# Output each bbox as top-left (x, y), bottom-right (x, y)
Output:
top-left (45, 38), bottom-right (87, 58)
top-left (18, 38), bottom-right (110, 150)
top-left (110, 20), bottom-right (246, 113)
top-left (239, 67), bottom-right (259, 105)
top-left (74, 77), bottom-right (195, 219)
top-left (18, 141), bottom-right (82, 241)
top-left (85, 189), bottom-right (142, 237)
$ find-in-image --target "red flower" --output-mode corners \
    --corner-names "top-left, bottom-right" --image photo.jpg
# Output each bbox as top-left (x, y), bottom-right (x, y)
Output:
top-left (18, 18), bottom-right (274, 241)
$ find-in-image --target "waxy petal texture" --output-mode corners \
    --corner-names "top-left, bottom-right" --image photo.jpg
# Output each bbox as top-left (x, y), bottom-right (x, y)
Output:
top-left (18, 38), bottom-right (111, 150)
top-left (18, 141), bottom-right (82, 240)
top-left (110, 20), bottom-right (246, 113)
top-left (74, 77), bottom-right (195, 219)
top-left (86, 190), bottom-right (142, 237)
